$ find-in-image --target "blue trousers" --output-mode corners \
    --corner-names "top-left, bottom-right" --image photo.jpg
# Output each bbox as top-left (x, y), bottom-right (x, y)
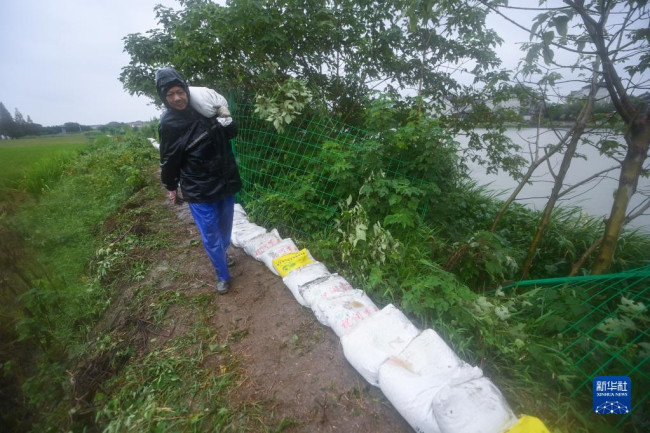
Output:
top-left (188, 196), bottom-right (235, 282)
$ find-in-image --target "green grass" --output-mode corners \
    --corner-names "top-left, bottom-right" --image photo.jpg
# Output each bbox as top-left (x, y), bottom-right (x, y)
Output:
top-left (0, 134), bottom-right (89, 191)
top-left (10, 137), bottom-right (150, 281)
top-left (0, 133), bottom-right (158, 430)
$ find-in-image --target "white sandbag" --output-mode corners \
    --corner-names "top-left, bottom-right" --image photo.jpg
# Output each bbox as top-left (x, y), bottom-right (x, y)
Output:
top-left (299, 274), bottom-right (353, 308)
top-left (273, 248), bottom-right (317, 277)
top-left (232, 212), bottom-right (250, 226)
top-left (340, 304), bottom-right (420, 386)
top-left (233, 204), bottom-right (248, 224)
top-left (259, 238), bottom-right (300, 275)
top-left (313, 289), bottom-right (379, 336)
top-left (433, 377), bottom-right (517, 433)
top-left (242, 229), bottom-right (282, 260)
top-left (281, 262), bottom-right (331, 306)
top-left (232, 208), bottom-right (249, 226)
top-left (231, 223), bottom-right (267, 248)
top-left (189, 86), bottom-right (228, 118)
top-left (234, 203), bottom-right (246, 216)
top-left (378, 329), bottom-right (483, 433)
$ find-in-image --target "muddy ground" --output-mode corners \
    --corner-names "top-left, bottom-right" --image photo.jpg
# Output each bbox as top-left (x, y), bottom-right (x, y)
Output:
top-left (144, 194), bottom-right (414, 432)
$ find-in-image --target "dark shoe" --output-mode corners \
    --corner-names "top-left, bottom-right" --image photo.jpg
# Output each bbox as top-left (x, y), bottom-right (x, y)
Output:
top-left (216, 280), bottom-right (230, 295)
top-left (227, 255), bottom-right (235, 267)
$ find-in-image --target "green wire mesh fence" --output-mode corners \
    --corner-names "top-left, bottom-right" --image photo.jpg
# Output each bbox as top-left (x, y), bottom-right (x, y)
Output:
top-left (231, 99), bottom-right (440, 237)
top-left (230, 97), bottom-right (648, 429)
top-left (232, 99), bottom-right (367, 234)
top-left (502, 266), bottom-right (649, 427)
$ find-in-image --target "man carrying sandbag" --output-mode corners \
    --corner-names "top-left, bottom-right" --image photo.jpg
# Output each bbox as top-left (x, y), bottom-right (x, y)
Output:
top-left (155, 67), bottom-right (241, 294)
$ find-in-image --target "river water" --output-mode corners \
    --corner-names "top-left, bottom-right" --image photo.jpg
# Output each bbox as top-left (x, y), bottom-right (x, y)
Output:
top-left (458, 128), bottom-right (650, 233)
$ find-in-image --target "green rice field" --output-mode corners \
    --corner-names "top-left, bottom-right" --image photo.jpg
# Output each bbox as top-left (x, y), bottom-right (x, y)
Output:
top-left (0, 134), bottom-right (90, 190)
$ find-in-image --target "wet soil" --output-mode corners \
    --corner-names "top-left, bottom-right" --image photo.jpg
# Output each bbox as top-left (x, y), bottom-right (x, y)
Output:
top-left (159, 197), bottom-right (414, 432)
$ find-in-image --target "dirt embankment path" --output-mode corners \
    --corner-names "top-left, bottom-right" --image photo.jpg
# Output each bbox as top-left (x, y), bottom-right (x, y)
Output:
top-left (159, 197), bottom-right (414, 432)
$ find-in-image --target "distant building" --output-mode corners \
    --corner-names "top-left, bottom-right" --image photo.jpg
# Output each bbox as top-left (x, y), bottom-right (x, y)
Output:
top-left (441, 95), bottom-right (540, 120)
top-left (567, 83), bottom-right (610, 103)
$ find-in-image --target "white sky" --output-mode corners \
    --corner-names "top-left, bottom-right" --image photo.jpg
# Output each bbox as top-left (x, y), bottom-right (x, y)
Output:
top-left (0, 0), bottom-right (591, 127)
top-left (0, 0), bottom-right (181, 126)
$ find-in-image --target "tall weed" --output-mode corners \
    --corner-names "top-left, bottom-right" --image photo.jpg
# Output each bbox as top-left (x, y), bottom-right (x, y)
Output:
top-left (20, 151), bottom-right (77, 196)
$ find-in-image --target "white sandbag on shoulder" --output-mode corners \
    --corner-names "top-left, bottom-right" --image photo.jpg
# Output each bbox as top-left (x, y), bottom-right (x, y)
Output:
top-left (340, 304), bottom-right (420, 386)
top-left (282, 262), bottom-right (331, 306)
top-left (433, 377), bottom-right (517, 433)
top-left (189, 86), bottom-right (228, 118)
top-left (299, 274), bottom-right (353, 308)
top-left (243, 229), bottom-right (282, 260)
top-left (231, 223), bottom-right (267, 248)
top-left (313, 289), bottom-right (379, 336)
top-left (378, 329), bottom-right (483, 433)
top-left (259, 238), bottom-right (300, 275)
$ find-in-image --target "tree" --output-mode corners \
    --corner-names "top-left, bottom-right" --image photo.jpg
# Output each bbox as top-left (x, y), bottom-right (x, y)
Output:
top-left (14, 108), bottom-right (25, 125)
top-left (522, 63), bottom-right (601, 278)
top-left (565, 1), bottom-right (650, 274)
top-left (63, 122), bottom-right (82, 133)
top-left (0, 102), bottom-right (16, 138)
top-left (121, 0), bottom-right (532, 179)
top-left (12, 108), bottom-right (27, 138)
top-left (482, 0), bottom-right (649, 275)
top-left (122, 0), bottom-right (503, 110)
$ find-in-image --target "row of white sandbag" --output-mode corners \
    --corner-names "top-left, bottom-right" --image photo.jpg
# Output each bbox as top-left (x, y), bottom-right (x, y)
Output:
top-left (230, 204), bottom-right (517, 433)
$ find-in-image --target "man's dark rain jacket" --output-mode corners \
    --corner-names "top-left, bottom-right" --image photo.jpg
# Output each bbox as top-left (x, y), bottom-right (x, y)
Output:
top-left (155, 67), bottom-right (241, 203)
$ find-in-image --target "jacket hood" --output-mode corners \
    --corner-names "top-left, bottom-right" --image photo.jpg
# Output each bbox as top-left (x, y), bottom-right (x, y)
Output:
top-left (155, 67), bottom-right (190, 109)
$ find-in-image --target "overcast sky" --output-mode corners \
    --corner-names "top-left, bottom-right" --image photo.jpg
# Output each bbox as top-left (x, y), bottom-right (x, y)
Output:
top-left (0, 1), bottom-right (535, 127)
top-left (0, 0), bottom-right (181, 126)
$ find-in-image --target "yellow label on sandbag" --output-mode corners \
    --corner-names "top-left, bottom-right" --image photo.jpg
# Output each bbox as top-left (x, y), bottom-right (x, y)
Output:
top-left (506, 415), bottom-right (550, 433)
top-left (272, 249), bottom-right (314, 277)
